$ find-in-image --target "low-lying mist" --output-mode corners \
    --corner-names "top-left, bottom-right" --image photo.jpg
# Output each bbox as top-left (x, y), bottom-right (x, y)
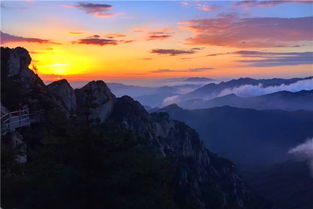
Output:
top-left (289, 138), bottom-right (313, 177)
top-left (218, 78), bottom-right (313, 98)
top-left (162, 78), bottom-right (313, 107)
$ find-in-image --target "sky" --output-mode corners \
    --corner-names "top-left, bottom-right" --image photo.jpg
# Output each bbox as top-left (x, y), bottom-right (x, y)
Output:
top-left (1, 0), bottom-right (313, 85)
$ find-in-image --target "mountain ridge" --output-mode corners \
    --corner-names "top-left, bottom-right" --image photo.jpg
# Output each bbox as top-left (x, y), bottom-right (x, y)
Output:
top-left (158, 104), bottom-right (313, 167)
top-left (163, 76), bottom-right (313, 108)
top-left (1, 46), bottom-right (269, 209)
top-left (180, 90), bottom-right (313, 111)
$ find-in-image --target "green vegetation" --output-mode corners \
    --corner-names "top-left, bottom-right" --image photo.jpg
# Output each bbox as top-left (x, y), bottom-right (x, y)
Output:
top-left (2, 120), bottom-right (178, 209)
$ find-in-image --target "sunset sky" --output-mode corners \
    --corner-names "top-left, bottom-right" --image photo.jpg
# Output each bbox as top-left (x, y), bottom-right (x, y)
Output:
top-left (1, 0), bottom-right (313, 85)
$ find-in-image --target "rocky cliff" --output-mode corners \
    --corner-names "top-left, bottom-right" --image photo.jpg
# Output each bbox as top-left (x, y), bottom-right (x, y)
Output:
top-left (48, 79), bottom-right (77, 113)
top-left (1, 47), bottom-right (268, 209)
top-left (1, 47), bottom-right (61, 113)
top-left (75, 80), bottom-right (116, 122)
top-left (107, 96), bottom-right (264, 209)
top-left (2, 47), bottom-right (38, 86)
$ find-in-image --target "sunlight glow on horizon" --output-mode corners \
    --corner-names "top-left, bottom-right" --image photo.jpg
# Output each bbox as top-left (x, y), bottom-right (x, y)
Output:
top-left (1, 1), bottom-right (312, 84)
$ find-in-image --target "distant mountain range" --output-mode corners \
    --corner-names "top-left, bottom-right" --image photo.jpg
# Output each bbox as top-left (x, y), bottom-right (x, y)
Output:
top-left (163, 76), bottom-right (313, 108)
top-left (183, 77), bottom-right (214, 82)
top-left (158, 105), bottom-right (313, 167)
top-left (107, 83), bottom-right (203, 107)
top-left (2, 47), bottom-right (269, 209)
top-left (187, 77), bottom-right (313, 99)
top-left (180, 90), bottom-right (313, 111)
top-left (108, 76), bottom-right (313, 109)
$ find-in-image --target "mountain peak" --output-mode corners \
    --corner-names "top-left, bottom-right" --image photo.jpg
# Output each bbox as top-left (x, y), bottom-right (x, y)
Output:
top-left (162, 103), bottom-right (182, 111)
top-left (48, 79), bottom-right (71, 88)
top-left (1, 47), bottom-right (39, 83)
top-left (183, 77), bottom-right (213, 82)
top-left (48, 79), bottom-right (76, 113)
top-left (75, 80), bottom-right (116, 122)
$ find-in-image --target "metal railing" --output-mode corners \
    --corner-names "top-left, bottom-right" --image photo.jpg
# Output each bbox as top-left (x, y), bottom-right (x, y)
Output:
top-left (1, 107), bottom-right (41, 135)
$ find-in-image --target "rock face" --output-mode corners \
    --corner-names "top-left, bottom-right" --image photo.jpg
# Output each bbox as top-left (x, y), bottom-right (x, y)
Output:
top-left (1, 47), bottom-right (44, 90)
top-left (48, 79), bottom-right (77, 113)
top-left (1, 47), bottom-right (267, 209)
top-left (158, 104), bottom-right (313, 167)
top-left (1, 47), bottom-right (59, 112)
top-left (108, 96), bottom-right (263, 209)
top-left (75, 81), bottom-right (116, 123)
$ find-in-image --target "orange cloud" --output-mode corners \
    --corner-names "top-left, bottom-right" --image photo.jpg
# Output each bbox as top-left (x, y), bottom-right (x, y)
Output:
top-left (123, 40), bottom-right (134, 43)
top-left (147, 31), bottom-right (172, 41)
top-left (93, 13), bottom-right (117, 18)
top-left (142, 57), bottom-right (153, 60)
top-left (68, 32), bottom-right (84, 35)
top-left (197, 3), bottom-right (218, 11)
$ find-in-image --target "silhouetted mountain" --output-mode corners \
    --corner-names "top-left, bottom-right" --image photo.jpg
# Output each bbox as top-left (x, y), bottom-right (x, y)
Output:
top-left (162, 77), bottom-right (313, 108)
top-left (48, 79), bottom-right (77, 113)
top-left (1, 47), bottom-right (66, 113)
top-left (183, 77), bottom-right (214, 82)
top-left (108, 83), bottom-right (202, 107)
top-left (106, 96), bottom-right (269, 209)
top-left (181, 90), bottom-right (313, 111)
top-left (243, 160), bottom-right (313, 209)
top-left (158, 105), bottom-right (313, 167)
top-left (107, 83), bottom-right (155, 97)
top-left (187, 77), bottom-right (313, 99)
top-left (1, 47), bottom-right (269, 209)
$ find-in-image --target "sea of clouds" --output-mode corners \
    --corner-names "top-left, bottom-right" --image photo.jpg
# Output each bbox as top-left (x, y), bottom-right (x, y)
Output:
top-left (218, 78), bottom-right (313, 97)
top-left (288, 138), bottom-right (313, 177)
top-left (162, 78), bottom-right (313, 106)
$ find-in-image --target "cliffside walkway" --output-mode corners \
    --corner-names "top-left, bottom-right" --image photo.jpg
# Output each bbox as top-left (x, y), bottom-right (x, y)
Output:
top-left (1, 107), bottom-right (41, 135)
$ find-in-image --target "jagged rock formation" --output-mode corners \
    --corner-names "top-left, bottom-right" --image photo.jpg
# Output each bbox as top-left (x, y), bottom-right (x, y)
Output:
top-left (1, 47), bottom-right (268, 209)
top-left (1, 47), bottom-right (60, 113)
top-left (107, 96), bottom-right (264, 209)
top-left (75, 80), bottom-right (116, 122)
top-left (4, 47), bottom-right (37, 83)
top-left (1, 47), bottom-right (46, 93)
top-left (48, 79), bottom-right (77, 113)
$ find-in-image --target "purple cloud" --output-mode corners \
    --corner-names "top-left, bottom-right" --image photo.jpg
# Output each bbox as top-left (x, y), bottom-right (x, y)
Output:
top-left (206, 50), bottom-right (313, 66)
top-left (0, 31), bottom-right (60, 44)
top-left (147, 31), bottom-right (172, 41)
top-left (180, 16), bottom-right (313, 48)
top-left (65, 3), bottom-right (116, 18)
top-left (72, 35), bottom-right (118, 46)
top-left (151, 48), bottom-right (202, 56)
top-left (234, 0), bottom-right (313, 8)
top-left (238, 51), bottom-right (313, 67)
